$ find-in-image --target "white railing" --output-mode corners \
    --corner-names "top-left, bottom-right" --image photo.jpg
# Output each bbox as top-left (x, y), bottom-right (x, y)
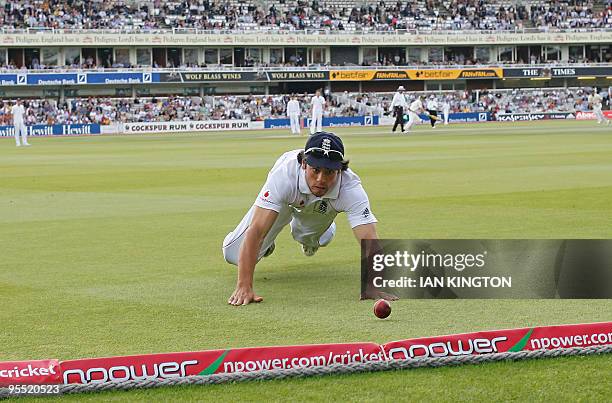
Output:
top-left (1, 26), bottom-right (611, 36)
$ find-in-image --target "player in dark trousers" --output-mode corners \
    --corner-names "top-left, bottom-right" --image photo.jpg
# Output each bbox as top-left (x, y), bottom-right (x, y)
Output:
top-left (390, 86), bottom-right (408, 133)
top-left (426, 96), bottom-right (438, 128)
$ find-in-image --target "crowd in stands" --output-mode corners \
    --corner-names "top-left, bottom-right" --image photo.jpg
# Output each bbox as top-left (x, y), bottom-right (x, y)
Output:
top-left (1, 88), bottom-right (607, 126)
top-left (1, 1), bottom-right (610, 70)
top-left (1, 0), bottom-right (610, 32)
top-left (530, 0), bottom-right (609, 29)
top-left (0, 93), bottom-right (375, 125)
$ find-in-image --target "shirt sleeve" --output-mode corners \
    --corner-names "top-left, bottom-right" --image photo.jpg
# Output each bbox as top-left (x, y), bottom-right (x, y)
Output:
top-left (339, 183), bottom-right (378, 228)
top-left (253, 167), bottom-right (293, 213)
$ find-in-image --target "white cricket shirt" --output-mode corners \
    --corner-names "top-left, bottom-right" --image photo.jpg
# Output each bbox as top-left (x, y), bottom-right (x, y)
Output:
top-left (254, 150), bottom-right (377, 246)
top-left (12, 104), bottom-right (25, 123)
top-left (589, 93), bottom-right (602, 107)
top-left (390, 92), bottom-right (408, 109)
top-left (287, 99), bottom-right (300, 115)
top-left (409, 99), bottom-right (423, 113)
top-left (311, 96), bottom-right (326, 113)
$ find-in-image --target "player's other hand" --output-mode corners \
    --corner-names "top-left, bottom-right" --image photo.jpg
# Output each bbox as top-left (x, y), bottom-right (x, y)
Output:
top-left (228, 286), bottom-right (263, 306)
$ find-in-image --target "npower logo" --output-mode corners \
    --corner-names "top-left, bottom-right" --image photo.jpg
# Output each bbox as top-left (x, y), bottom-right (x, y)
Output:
top-left (387, 336), bottom-right (508, 359)
top-left (63, 360), bottom-right (199, 384)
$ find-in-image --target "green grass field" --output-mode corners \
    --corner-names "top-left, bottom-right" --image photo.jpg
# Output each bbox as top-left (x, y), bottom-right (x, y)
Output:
top-left (1, 120), bottom-right (611, 401)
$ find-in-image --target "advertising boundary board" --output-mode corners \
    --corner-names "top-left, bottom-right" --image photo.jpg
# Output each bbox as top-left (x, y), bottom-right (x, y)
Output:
top-left (0, 360), bottom-right (62, 386)
top-left (59, 343), bottom-right (384, 384)
top-left (121, 120), bottom-right (253, 134)
top-left (383, 322), bottom-right (612, 360)
top-left (0, 124), bottom-right (101, 136)
top-left (0, 322), bottom-right (608, 385)
top-left (264, 115), bottom-right (379, 129)
top-left (0, 112), bottom-right (606, 138)
top-left (576, 110), bottom-right (612, 120)
top-left (496, 112), bottom-right (576, 121)
top-left (379, 112), bottom-right (491, 126)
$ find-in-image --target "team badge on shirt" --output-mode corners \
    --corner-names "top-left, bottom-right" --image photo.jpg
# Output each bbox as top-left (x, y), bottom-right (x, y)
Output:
top-left (317, 200), bottom-right (328, 214)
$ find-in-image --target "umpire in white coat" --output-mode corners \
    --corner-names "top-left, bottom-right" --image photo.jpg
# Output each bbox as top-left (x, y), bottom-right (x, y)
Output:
top-left (390, 86), bottom-right (408, 133)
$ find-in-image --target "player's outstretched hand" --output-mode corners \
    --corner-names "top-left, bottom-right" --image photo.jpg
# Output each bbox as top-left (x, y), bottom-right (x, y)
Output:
top-left (228, 286), bottom-right (263, 306)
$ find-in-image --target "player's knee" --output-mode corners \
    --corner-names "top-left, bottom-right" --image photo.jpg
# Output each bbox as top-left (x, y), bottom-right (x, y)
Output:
top-left (222, 245), bottom-right (238, 266)
top-left (222, 233), bottom-right (239, 266)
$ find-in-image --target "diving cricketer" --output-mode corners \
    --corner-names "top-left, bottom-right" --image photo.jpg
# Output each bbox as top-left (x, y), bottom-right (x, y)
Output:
top-left (222, 131), bottom-right (389, 305)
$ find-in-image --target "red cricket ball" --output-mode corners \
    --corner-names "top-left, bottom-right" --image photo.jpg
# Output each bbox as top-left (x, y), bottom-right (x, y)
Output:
top-left (373, 299), bottom-right (391, 319)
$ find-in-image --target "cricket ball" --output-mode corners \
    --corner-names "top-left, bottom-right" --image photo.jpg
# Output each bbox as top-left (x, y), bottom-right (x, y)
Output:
top-left (373, 299), bottom-right (391, 319)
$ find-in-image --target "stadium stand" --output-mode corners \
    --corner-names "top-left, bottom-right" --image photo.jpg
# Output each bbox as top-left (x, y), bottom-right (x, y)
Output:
top-left (0, 0), bottom-right (610, 119)
top-left (0, 0), bottom-right (610, 70)
top-left (0, 0), bottom-right (610, 31)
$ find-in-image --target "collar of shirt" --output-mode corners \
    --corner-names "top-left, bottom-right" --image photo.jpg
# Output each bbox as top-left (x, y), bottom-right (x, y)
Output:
top-left (298, 167), bottom-right (341, 200)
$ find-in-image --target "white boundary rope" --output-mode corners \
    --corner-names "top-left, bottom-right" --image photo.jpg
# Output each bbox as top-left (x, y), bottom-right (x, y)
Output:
top-left (1, 345), bottom-right (610, 399)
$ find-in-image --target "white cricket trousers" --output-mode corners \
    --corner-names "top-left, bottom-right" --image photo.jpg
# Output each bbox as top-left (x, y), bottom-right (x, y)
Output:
top-left (289, 114), bottom-right (301, 134)
top-left (14, 120), bottom-right (28, 145)
top-left (222, 206), bottom-right (336, 266)
top-left (594, 106), bottom-right (607, 123)
top-left (310, 111), bottom-right (323, 134)
top-left (404, 111), bottom-right (422, 131)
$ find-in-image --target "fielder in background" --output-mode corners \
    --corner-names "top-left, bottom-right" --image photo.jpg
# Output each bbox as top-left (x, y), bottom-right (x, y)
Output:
top-left (223, 132), bottom-right (386, 305)
top-left (12, 99), bottom-right (30, 147)
top-left (588, 88), bottom-right (609, 125)
top-left (426, 95), bottom-right (439, 128)
top-left (287, 95), bottom-right (301, 135)
top-left (442, 97), bottom-right (451, 125)
top-left (404, 95), bottom-right (426, 133)
top-left (310, 89), bottom-right (326, 134)
top-left (390, 85), bottom-right (409, 133)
